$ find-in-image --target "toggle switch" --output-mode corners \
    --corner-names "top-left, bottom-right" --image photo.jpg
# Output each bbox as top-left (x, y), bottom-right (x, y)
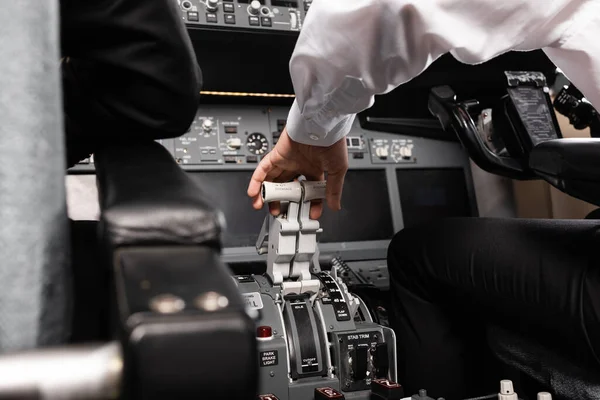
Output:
top-left (373, 342), bottom-right (389, 378)
top-left (351, 346), bottom-right (368, 381)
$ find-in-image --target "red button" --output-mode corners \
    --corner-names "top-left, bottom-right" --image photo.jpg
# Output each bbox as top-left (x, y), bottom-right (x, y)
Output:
top-left (257, 326), bottom-right (272, 338)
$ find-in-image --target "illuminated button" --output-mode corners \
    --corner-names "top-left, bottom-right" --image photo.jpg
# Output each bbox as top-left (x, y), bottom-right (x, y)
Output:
top-left (206, 13), bottom-right (217, 23)
top-left (187, 11), bottom-right (199, 21)
top-left (249, 16), bottom-right (260, 26)
top-left (257, 326), bottom-right (273, 338)
top-left (223, 3), bottom-right (234, 12)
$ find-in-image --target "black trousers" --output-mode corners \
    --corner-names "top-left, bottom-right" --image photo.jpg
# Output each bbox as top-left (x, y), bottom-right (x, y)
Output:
top-left (387, 218), bottom-right (600, 400)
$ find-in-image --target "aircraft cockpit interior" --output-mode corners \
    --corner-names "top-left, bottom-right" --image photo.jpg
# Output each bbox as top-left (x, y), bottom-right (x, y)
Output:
top-left (2, 0), bottom-right (600, 399)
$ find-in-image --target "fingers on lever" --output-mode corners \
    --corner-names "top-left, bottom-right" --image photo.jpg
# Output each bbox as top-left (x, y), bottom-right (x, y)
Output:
top-left (325, 170), bottom-right (345, 211)
top-left (310, 200), bottom-right (323, 220)
top-left (248, 153), bottom-right (274, 209)
top-left (304, 172), bottom-right (325, 219)
top-left (269, 202), bottom-right (281, 216)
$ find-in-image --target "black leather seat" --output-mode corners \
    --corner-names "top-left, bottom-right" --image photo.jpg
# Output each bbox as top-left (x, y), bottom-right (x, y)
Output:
top-left (0, 139), bottom-right (258, 399)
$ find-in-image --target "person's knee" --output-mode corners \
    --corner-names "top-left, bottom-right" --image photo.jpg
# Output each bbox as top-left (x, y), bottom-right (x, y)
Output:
top-left (387, 218), bottom-right (470, 286)
top-left (387, 223), bottom-right (432, 285)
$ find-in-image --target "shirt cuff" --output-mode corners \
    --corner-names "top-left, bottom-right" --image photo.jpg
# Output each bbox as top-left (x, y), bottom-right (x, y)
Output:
top-left (286, 99), bottom-right (356, 147)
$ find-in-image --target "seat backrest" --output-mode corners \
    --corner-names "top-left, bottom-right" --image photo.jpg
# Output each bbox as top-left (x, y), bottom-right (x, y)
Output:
top-left (0, 0), bottom-right (69, 352)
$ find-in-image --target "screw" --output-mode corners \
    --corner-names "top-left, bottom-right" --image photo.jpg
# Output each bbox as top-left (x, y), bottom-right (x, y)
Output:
top-left (270, 371), bottom-right (275, 377)
top-left (329, 325), bottom-right (334, 330)
top-left (265, 288), bottom-right (270, 292)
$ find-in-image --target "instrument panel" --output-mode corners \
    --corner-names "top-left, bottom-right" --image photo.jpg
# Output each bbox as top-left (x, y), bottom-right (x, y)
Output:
top-left (177, 0), bottom-right (311, 32)
top-left (74, 106), bottom-right (431, 171)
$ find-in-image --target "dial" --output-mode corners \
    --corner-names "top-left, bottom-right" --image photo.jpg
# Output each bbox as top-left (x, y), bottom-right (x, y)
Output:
top-left (391, 143), bottom-right (412, 162)
top-left (375, 145), bottom-right (389, 159)
top-left (202, 119), bottom-right (213, 131)
top-left (246, 133), bottom-right (269, 155)
top-left (249, 0), bottom-right (261, 15)
top-left (207, 0), bottom-right (219, 11)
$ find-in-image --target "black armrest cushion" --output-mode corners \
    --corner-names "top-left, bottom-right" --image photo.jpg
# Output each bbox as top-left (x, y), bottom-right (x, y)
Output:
top-left (529, 139), bottom-right (600, 206)
top-left (95, 141), bottom-right (222, 249)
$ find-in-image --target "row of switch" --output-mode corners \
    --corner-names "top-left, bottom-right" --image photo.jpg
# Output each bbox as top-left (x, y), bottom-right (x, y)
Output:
top-left (187, 11), bottom-right (272, 26)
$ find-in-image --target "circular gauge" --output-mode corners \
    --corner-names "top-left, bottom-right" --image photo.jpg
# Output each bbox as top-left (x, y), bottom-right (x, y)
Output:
top-left (246, 133), bottom-right (269, 155)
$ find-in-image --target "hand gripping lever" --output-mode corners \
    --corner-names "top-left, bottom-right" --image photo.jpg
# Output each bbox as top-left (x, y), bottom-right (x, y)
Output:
top-left (256, 180), bottom-right (326, 296)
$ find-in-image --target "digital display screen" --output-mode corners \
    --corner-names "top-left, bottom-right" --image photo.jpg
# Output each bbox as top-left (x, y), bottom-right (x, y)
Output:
top-left (318, 170), bottom-right (394, 243)
top-left (396, 168), bottom-right (473, 228)
top-left (188, 171), bottom-right (266, 248)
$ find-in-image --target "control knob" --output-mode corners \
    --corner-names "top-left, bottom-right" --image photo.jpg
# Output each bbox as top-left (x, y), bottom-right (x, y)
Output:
top-left (226, 137), bottom-right (242, 150)
top-left (375, 146), bottom-right (389, 159)
top-left (249, 0), bottom-right (261, 15)
top-left (399, 145), bottom-right (412, 159)
top-left (202, 119), bottom-right (213, 132)
top-left (206, 0), bottom-right (219, 11)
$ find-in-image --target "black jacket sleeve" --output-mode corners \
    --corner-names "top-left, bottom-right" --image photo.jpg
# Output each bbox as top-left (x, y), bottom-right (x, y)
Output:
top-left (61, 0), bottom-right (202, 166)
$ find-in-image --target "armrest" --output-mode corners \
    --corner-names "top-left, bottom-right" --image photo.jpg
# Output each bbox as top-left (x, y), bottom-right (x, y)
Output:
top-left (529, 139), bottom-right (600, 206)
top-left (94, 141), bottom-right (258, 399)
top-left (94, 141), bottom-right (222, 249)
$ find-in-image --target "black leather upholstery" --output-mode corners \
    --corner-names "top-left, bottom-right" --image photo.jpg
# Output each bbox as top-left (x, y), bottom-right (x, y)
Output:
top-left (95, 141), bottom-right (223, 250)
top-left (487, 325), bottom-right (600, 400)
top-left (116, 247), bottom-right (257, 399)
top-left (529, 139), bottom-right (600, 206)
top-left (94, 140), bottom-right (257, 399)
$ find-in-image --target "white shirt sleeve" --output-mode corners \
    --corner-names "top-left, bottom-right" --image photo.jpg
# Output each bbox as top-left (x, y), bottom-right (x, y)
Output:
top-left (286, 0), bottom-right (600, 146)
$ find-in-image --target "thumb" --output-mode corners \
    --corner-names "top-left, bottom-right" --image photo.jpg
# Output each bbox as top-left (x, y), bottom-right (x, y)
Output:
top-left (325, 169), bottom-right (346, 211)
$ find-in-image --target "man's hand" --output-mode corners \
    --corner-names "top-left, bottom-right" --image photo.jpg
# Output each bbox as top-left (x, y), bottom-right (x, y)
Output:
top-left (247, 127), bottom-right (348, 219)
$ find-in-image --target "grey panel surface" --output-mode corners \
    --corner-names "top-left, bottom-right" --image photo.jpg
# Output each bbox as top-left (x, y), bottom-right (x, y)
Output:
top-left (0, 0), bottom-right (69, 351)
top-left (347, 261), bottom-right (390, 290)
top-left (315, 299), bottom-right (356, 334)
top-left (288, 377), bottom-right (341, 400)
top-left (238, 276), bottom-right (290, 399)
